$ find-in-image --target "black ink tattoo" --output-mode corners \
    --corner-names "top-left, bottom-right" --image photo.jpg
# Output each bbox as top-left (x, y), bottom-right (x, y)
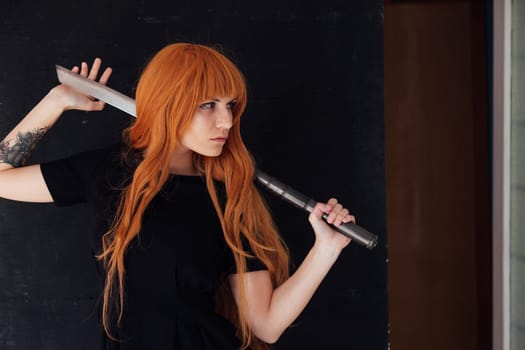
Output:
top-left (0, 127), bottom-right (49, 167)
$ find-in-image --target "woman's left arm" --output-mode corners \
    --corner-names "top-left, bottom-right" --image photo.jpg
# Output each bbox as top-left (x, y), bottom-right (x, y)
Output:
top-left (228, 198), bottom-right (353, 344)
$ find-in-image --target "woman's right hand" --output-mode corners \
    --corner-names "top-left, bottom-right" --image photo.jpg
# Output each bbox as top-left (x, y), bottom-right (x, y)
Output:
top-left (48, 58), bottom-right (112, 112)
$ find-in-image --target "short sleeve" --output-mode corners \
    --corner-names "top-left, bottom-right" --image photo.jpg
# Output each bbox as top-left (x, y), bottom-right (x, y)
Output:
top-left (40, 144), bottom-right (119, 206)
top-left (215, 181), bottom-right (268, 274)
top-left (226, 235), bottom-right (268, 274)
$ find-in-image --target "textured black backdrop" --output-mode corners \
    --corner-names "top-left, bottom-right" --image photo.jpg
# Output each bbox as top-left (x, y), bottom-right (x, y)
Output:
top-left (0, 1), bottom-right (387, 349)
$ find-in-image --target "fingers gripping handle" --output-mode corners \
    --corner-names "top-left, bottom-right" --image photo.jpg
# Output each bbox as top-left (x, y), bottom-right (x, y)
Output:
top-left (254, 169), bottom-right (378, 250)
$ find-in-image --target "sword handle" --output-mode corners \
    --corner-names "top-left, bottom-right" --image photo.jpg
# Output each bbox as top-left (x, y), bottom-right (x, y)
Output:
top-left (254, 169), bottom-right (378, 249)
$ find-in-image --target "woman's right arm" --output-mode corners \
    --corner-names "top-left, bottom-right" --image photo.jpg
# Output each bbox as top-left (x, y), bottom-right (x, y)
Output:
top-left (0, 58), bottom-right (112, 203)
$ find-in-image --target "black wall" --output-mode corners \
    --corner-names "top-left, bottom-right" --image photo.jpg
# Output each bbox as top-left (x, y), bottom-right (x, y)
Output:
top-left (0, 1), bottom-right (387, 349)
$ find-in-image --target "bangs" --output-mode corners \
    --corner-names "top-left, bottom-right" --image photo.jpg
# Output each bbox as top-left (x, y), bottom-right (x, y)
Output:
top-left (191, 47), bottom-right (247, 107)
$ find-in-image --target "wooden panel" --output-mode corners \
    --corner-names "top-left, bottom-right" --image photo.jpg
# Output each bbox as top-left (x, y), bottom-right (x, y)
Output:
top-left (384, 2), bottom-right (486, 349)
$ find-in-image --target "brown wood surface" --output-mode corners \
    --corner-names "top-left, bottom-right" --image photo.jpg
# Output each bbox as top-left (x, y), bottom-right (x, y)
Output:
top-left (384, 1), bottom-right (490, 349)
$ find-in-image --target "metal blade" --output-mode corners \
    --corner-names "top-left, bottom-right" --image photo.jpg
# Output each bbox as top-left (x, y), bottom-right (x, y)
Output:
top-left (55, 65), bottom-right (137, 117)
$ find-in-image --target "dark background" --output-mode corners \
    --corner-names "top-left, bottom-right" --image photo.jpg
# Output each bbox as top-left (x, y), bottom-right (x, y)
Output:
top-left (0, 1), bottom-right (387, 349)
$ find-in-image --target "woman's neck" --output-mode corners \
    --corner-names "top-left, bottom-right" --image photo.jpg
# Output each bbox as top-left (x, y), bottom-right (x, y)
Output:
top-left (167, 147), bottom-right (198, 175)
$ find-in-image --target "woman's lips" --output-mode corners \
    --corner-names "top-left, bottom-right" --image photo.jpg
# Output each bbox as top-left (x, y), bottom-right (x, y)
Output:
top-left (211, 137), bottom-right (227, 143)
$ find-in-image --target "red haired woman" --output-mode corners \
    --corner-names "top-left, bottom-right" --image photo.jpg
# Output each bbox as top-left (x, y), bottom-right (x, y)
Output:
top-left (0, 43), bottom-right (354, 350)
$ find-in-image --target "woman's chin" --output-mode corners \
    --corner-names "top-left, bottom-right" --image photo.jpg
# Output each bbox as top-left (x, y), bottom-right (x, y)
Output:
top-left (196, 149), bottom-right (224, 158)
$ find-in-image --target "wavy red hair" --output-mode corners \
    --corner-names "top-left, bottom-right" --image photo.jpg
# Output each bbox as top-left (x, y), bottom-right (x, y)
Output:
top-left (96, 43), bottom-right (290, 350)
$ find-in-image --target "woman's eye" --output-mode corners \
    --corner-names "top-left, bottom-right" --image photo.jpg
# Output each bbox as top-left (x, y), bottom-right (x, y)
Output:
top-left (200, 102), bottom-right (215, 110)
top-left (227, 101), bottom-right (237, 109)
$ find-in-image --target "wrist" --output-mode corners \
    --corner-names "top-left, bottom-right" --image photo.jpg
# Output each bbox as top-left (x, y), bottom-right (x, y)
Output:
top-left (45, 85), bottom-right (71, 113)
top-left (312, 239), bottom-right (343, 263)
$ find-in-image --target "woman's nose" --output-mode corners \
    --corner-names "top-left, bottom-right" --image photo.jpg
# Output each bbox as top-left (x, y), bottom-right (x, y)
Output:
top-left (216, 107), bottom-right (233, 130)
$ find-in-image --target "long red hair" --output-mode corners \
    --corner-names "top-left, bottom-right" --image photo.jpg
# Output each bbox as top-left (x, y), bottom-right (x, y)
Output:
top-left (96, 43), bottom-right (290, 349)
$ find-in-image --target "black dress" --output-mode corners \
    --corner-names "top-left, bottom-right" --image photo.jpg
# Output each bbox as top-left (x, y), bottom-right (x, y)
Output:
top-left (40, 142), bottom-right (266, 350)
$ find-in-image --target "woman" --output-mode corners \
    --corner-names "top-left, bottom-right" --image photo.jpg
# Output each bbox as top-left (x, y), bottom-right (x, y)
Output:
top-left (0, 43), bottom-right (354, 350)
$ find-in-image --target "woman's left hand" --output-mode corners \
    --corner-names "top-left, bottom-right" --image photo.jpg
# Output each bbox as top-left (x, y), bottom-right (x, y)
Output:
top-left (308, 198), bottom-right (354, 252)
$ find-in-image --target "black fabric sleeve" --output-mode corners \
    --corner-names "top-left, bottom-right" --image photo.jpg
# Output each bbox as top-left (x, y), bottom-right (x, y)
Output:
top-left (40, 144), bottom-right (117, 206)
top-left (243, 238), bottom-right (268, 273)
top-left (216, 181), bottom-right (267, 274)
top-left (227, 235), bottom-right (268, 274)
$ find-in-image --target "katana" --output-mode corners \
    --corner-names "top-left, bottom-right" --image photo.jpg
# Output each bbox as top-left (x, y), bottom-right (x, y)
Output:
top-left (55, 65), bottom-right (378, 249)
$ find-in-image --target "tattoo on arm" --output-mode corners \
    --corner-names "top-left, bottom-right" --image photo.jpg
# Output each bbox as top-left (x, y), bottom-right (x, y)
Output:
top-left (0, 127), bottom-right (49, 167)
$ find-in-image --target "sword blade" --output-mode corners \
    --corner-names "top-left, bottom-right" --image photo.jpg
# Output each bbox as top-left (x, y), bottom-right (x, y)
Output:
top-left (55, 65), bottom-right (137, 117)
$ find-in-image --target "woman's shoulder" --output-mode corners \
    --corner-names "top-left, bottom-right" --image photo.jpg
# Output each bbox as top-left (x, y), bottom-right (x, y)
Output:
top-left (39, 140), bottom-right (131, 206)
top-left (70, 141), bottom-right (127, 176)
top-left (95, 141), bottom-right (137, 185)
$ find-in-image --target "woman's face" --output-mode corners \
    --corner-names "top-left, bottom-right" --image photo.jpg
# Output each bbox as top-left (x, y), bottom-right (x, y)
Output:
top-left (179, 96), bottom-right (236, 157)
